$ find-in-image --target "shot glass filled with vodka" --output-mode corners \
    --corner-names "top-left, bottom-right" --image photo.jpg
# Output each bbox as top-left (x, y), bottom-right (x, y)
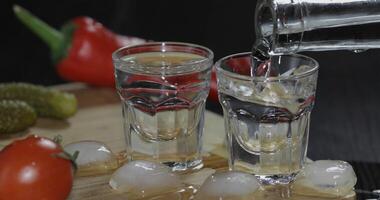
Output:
top-left (113, 42), bottom-right (213, 172)
top-left (216, 52), bottom-right (318, 184)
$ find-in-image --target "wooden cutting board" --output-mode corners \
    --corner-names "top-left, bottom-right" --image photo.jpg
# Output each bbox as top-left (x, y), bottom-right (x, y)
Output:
top-left (0, 83), bottom-right (355, 200)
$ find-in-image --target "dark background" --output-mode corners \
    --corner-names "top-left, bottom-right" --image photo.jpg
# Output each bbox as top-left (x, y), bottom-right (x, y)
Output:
top-left (3, 0), bottom-right (380, 165)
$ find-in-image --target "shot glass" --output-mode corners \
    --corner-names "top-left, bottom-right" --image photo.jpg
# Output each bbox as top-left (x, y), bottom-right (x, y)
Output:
top-left (215, 52), bottom-right (318, 184)
top-left (112, 42), bottom-right (213, 171)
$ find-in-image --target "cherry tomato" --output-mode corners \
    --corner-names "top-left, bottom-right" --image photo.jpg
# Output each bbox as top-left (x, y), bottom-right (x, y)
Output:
top-left (0, 135), bottom-right (74, 200)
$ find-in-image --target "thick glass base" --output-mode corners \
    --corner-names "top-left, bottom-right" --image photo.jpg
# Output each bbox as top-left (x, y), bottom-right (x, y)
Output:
top-left (164, 159), bottom-right (204, 172)
top-left (256, 172), bottom-right (298, 185)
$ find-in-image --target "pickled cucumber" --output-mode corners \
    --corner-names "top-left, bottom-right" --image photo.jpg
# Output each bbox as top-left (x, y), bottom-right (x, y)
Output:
top-left (0, 100), bottom-right (37, 134)
top-left (0, 83), bottom-right (77, 119)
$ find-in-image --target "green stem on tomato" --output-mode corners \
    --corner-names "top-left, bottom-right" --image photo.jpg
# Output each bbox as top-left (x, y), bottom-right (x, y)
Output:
top-left (13, 5), bottom-right (63, 52)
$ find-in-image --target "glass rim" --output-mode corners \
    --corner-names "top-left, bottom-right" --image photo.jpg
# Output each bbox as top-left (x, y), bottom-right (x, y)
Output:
top-left (215, 52), bottom-right (319, 82)
top-left (112, 41), bottom-right (214, 73)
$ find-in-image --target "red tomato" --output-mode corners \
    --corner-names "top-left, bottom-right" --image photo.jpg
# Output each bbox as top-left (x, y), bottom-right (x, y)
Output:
top-left (0, 135), bottom-right (74, 200)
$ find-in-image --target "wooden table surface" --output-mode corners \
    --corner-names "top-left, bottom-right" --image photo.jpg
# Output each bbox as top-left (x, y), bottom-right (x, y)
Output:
top-left (0, 83), bottom-right (363, 199)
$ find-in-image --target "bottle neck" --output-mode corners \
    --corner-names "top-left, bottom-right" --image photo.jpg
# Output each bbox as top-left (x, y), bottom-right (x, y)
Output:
top-left (255, 0), bottom-right (305, 54)
top-left (255, 0), bottom-right (380, 54)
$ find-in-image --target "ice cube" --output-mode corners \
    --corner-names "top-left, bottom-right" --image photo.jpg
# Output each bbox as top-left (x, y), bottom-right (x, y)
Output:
top-left (194, 171), bottom-right (261, 200)
top-left (109, 160), bottom-right (183, 199)
top-left (64, 141), bottom-right (118, 176)
top-left (252, 81), bottom-right (300, 114)
top-left (228, 80), bottom-right (254, 97)
top-left (280, 67), bottom-right (296, 77)
top-left (292, 65), bottom-right (311, 75)
top-left (262, 83), bottom-right (288, 102)
top-left (293, 160), bottom-right (357, 197)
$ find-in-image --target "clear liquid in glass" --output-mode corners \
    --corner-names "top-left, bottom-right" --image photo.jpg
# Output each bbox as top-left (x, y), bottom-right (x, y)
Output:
top-left (218, 55), bottom-right (317, 184)
top-left (115, 52), bottom-right (211, 171)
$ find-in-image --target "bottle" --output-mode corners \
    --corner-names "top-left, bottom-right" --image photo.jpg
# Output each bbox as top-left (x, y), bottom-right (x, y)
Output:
top-left (255, 0), bottom-right (380, 54)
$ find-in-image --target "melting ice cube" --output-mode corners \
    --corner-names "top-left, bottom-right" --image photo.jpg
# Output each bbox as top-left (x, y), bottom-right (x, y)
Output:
top-left (293, 160), bottom-right (357, 197)
top-left (194, 171), bottom-right (261, 200)
top-left (252, 81), bottom-right (301, 114)
top-left (64, 141), bottom-right (118, 176)
top-left (109, 160), bottom-right (183, 199)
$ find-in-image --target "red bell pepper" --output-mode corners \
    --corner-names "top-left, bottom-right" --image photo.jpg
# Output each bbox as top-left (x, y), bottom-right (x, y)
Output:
top-left (13, 5), bottom-right (219, 102)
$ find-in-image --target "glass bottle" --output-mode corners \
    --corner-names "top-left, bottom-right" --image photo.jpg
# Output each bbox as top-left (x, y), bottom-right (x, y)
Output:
top-left (255, 0), bottom-right (380, 54)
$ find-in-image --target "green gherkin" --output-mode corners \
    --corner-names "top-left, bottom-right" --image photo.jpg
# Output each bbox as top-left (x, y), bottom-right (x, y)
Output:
top-left (0, 100), bottom-right (37, 134)
top-left (0, 83), bottom-right (77, 119)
